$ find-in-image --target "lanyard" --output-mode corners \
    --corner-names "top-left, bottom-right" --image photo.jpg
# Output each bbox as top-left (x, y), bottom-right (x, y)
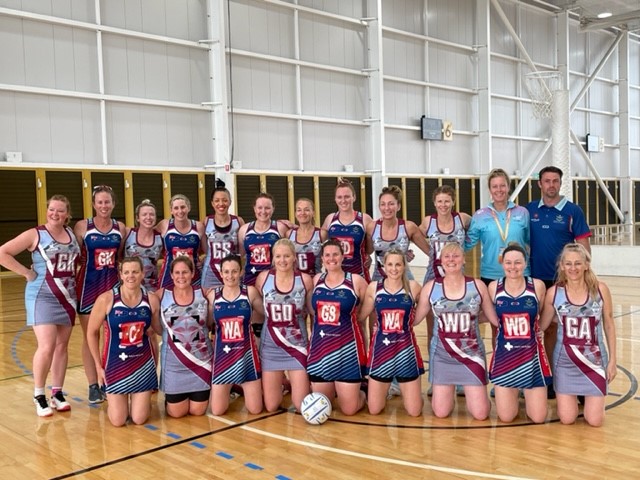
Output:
top-left (489, 208), bottom-right (511, 244)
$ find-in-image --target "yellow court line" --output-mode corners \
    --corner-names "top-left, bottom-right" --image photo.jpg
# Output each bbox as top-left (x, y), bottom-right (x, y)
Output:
top-left (209, 414), bottom-right (534, 480)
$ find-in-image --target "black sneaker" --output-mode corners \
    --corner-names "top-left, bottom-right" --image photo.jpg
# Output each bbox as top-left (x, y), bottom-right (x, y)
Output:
top-left (34, 395), bottom-right (53, 417)
top-left (50, 391), bottom-right (71, 411)
top-left (88, 384), bottom-right (105, 404)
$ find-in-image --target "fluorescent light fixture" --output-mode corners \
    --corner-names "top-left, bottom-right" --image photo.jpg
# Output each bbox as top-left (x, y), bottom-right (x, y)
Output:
top-left (597, 12), bottom-right (613, 19)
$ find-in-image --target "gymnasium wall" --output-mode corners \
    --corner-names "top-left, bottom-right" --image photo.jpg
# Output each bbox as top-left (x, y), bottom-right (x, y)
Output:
top-left (0, 1), bottom-right (638, 214)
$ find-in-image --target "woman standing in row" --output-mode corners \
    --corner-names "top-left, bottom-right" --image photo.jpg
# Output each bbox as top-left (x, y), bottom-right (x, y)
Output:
top-left (75, 185), bottom-right (126, 403)
top-left (256, 239), bottom-right (313, 412)
top-left (124, 199), bottom-right (164, 292)
top-left (0, 195), bottom-right (80, 416)
top-left (287, 198), bottom-right (326, 277)
top-left (488, 243), bottom-right (550, 424)
top-left (359, 250), bottom-right (424, 417)
top-left (155, 257), bottom-right (213, 418)
top-left (239, 193), bottom-right (288, 287)
top-left (157, 194), bottom-right (205, 289)
top-left (415, 242), bottom-right (499, 421)
top-left (307, 239), bottom-right (368, 416)
top-left (367, 185), bottom-right (429, 282)
top-left (210, 254), bottom-right (264, 415)
top-left (202, 180), bottom-right (245, 289)
top-left (87, 257), bottom-right (159, 427)
top-left (540, 243), bottom-right (617, 427)
top-left (322, 178), bottom-right (373, 281)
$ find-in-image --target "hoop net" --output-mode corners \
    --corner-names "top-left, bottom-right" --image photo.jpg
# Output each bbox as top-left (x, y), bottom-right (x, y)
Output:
top-left (523, 71), bottom-right (563, 119)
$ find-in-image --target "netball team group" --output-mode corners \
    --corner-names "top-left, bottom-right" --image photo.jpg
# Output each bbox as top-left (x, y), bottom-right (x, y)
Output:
top-left (0, 169), bottom-right (617, 428)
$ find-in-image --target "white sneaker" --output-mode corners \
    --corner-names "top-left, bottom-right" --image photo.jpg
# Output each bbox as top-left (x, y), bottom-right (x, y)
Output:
top-left (34, 395), bottom-right (53, 417)
top-left (387, 380), bottom-right (402, 399)
top-left (50, 391), bottom-right (71, 412)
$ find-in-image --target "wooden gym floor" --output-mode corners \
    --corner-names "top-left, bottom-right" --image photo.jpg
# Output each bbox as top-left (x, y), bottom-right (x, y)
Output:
top-left (0, 266), bottom-right (639, 479)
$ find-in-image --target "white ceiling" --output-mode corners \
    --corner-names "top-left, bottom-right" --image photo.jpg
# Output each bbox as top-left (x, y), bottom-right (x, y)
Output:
top-left (529, 0), bottom-right (640, 31)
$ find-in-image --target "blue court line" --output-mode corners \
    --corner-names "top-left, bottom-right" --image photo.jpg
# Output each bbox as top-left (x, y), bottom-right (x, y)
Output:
top-left (10, 326), bottom-right (32, 375)
top-left (216, 451), bottom-right (233, 459)
top-left (166, 432), bottom-right (181, 439)
top-left (145, 425), bottom-right (159, 431)
top-left (276, 476), bottom-right (293, 480)
top-left (72, 397), bottom-right (84, 403)
top-left (244, 463), bottom-right (263, 471)
top-left (190, 442), bottom-right (206, 449)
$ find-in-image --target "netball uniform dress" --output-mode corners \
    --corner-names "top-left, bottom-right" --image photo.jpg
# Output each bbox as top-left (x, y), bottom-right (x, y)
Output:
top-left (243, 221), bottom-right (281, 286)
top-left (489, 277), bottom-right (552, 388)
top-left (327, 211), bottom-right (369, 281)
top-left (308, 273), bottom-right (366, 382)
top-left (552, 286), bottom-right (609, 396)
top-left (423, 213), bottom-right (466, 282)
top-left (260, 270), bottom-right (308, 371)
top-left (77, 218), bottom-right (122, 314)
top-left (159, 219), bottom-right (202, 288)
top-left (371, 219), bottom-right (413, 281)
top-left (201, 215), bottom-right (242, 289)
top-left (288, 227), bottom-right (323, 276)
top-left (211, 286), bottom-right (261, 385)
top-left (159, 287), bottom-right (212, 395)
top-left (26, 226), bottom-right (80, 326)
top-left (124, 228), bottom-right (163, 292)
top-left (102, 286), bottom-right (158, 394)
top-left (428, 277), bottom-right (487, 385)
top-left (367, 283), bottom-right (424, 382)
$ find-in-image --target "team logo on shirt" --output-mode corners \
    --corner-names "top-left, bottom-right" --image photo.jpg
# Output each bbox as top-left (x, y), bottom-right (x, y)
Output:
top-left (381, 309), bottom-right (405, 333)
top-left (438, 312), bottom-right (471, 334)
top-left (317, 301), bottom-right (341, 326)
top-left (54, 252), bottom-right (78, 276)
top-left (219, 316), bottom-right (244, 342)
top-left (94, 248), bottom-right (117, 269)
top-left (333, 236), bottom-right (355, 259)
top-left (249, 243), bottom-right (271, 265)
top-left (171, 246), bottom-right (194, 258)
top-left (501, 313), bottom-right (530, 339)
top-left (119, 321), bottom-right (145, 348)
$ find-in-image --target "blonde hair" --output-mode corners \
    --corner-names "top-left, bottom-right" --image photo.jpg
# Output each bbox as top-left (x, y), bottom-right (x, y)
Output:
top-left (487, 168), bottom-right (510, 190)
top-left (134, 199), bottom-right (156, 226)
top-left (335, 177), bottom-right (356, 197)
top-left (47, 194), bottom-right (72, 226)
top-left (170, 194), bottom-right (191, 210)
top-left (556, 243), bottom-right (599, 297)
top-left (295, 197), bottom-right (316, 225)
top-left (383, 249), bottom-right (410, 294)
top-left (440, 241), bottom-right (464, 259)
top-left (272, 238), bottom-right (296, 266)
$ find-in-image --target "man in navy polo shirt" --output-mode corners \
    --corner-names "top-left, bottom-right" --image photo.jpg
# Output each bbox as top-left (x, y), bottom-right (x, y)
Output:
top-left (526, 165), bottom-right (591, 398)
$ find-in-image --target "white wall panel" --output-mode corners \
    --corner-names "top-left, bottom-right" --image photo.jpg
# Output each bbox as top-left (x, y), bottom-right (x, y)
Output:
top-left (569, 25), bottom-right (588, 73)
top-left (492, 138), bottom-right (521, 175)
top-left (229, 0), bottom-right (294, 58)
top-left (428, 47), bottom-right (473, 89)
top-left (301, 69), bottom-right (366, 120)
top-left (106, 103), bottom-right (210, 167)
top-left (431, 90), bottom-right (474, 132)
top-left (490, 1), bottom-right (517, 57)
top-left (0, 92), bottom-right (100, 163)
top-left (383, 35), bottom-right (424, 81)
top-left (589, 31), bottom-right (618, 79)
top-left (382, 0), bottom-right (424, 35)
top-left (101, 0), bottom-right (205, 41)
top-left (298, 0), bottom-right (364, 19)
top-left (232, 116), bottom-right (298, 169)
top-left (302, 123), bottom-right (366, 171)
top-left (520, 8), bottom-right (555, 67)
top-left (231, 57), bottom-right (296, 113)
top-left (0, 16), bottom-right (26, 85)
top-left (299, 14), bottom-right (365, 69)
top-left (384, 129), bottom-right (426, 174)
top-left (492, 98), bottom-right (517, 136)
top-left (491, 58), bottom-right (517, 97)
top-left (384, 81), bottom-right (423, 126)
top-left (427, 0), bottom-right (475, 46)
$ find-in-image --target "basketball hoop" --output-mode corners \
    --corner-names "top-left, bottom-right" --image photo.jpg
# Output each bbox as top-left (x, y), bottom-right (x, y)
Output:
top-left (523, 71), bottom-right (563, 119)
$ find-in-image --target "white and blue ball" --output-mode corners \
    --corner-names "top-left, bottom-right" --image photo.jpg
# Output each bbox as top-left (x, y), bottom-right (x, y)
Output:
top-left (301, 392), bottom-right (332, 425)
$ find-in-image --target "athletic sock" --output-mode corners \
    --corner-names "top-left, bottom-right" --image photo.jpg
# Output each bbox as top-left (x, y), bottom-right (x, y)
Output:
top-left (34, 387), bottom-right (45, 397)
top-left (51, 387), bottom-right (62, 396)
